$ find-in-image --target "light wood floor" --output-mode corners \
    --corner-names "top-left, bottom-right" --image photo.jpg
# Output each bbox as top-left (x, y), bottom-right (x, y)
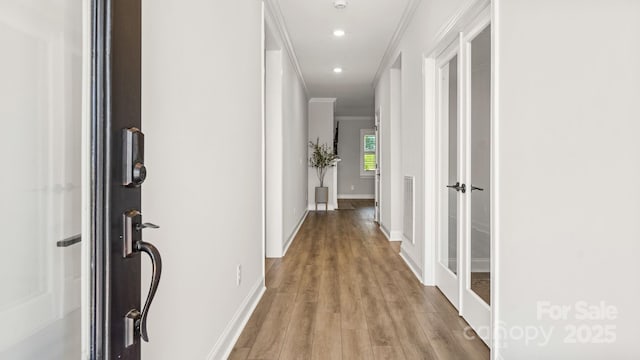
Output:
top-left (230, 201), bottom-right (490, 360)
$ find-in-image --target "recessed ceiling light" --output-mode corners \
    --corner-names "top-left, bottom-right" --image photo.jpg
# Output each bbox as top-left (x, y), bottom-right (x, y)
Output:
top-left (333, 29), bottom-right (345, 37)
top-left (333, 67), bottom-right (343, 73)
top-left (333, 0), bottom-right (348, 10)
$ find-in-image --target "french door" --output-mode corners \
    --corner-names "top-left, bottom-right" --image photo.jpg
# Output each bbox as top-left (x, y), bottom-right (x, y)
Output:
top-left (435, 40), bottom-right (462, 308)
top-left (435, 11), bottom-right (492, 346)
top-left (0, 1), bottom-right (161, 359)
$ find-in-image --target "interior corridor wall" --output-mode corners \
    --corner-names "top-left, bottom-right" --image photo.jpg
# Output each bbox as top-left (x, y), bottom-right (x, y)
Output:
top-left (374, 0), bottom-right (468, 282)
top-left (281, 47), bottom-right (309, 251)
top-left (265, 9), bottom-right (309, 256)
top-left (494, 0), bottom-right (640, 358)
top-left (336, 118), bottom-right (375, 198)
top-left (374, 69), bottom-right (403, 240)
top-left (141, 1), bottom-right (263, 359)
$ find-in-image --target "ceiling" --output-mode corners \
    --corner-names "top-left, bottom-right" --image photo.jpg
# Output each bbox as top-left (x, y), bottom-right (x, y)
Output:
top-left (274, 0), bottom-right (410, 116)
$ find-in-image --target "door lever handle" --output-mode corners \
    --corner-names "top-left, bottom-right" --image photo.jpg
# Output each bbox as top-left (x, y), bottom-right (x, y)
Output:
top-left (471, 185), bottom-right (484, 192)
top-left (135, 240), bottom-right (162, 342)
top-left (446, 182), bottom-right (466, 193)
top-left (137, 222), bottom-right (160, 230)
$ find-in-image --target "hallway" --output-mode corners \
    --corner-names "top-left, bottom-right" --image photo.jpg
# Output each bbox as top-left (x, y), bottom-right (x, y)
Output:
top-left (231, 202), bottom-right (489, 359)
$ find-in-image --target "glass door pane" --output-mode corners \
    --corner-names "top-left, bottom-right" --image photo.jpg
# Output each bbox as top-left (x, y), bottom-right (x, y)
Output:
top-left (440, 55), bottom-right (459, 275)
top-left (469, 25), bottom-right (491, 305)
top-left (0, 1), bottom-right (84, 358)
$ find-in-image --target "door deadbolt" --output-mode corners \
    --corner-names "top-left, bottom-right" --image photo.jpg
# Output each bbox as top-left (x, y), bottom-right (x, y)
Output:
top-left (123, 127), bottom-right (146, 187)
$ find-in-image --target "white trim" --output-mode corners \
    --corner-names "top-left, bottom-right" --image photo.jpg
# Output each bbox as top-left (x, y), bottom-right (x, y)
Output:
top-left (380, 223), bottom-right (402, 241)
top-left (423, 56), bottom-right (437, 286)
top-left (338, 194), bottom-right (375, 199)
top-left (308, 97), bottom-right (336, 103)
top-left (308, 204), bottom-right (336, 211)
top-left (264, 0), bottom-right (308, 97)
top-left (424, 0), bottom-right (491, 60)
top-left (373, 0), bottom-right (422, 86)
top-left (491, 0), bottom-right (500, 357)
top-left (335, 116), bottom-right (374, 122)
top-left (260, 0), bottom-right (267, 290)
top-left (379, 223), bottom-right (391, 240)
top-left (282, 210), bottom-right (308, 257)
top-left (400, 246), bottom-right (424, 284)
top-left (206, 278), bottom-right (266, 360)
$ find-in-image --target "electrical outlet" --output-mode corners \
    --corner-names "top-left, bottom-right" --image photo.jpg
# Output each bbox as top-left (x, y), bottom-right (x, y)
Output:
top-left (350, 185), bottom-right (355, 191)
top-left (293, 207), bottom-right (297, 216)
top-left (236, 264), bottom-right (242, 286)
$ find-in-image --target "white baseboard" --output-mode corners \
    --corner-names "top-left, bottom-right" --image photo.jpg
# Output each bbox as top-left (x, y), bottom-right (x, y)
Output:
top-left (380, 223), bottom-right (402, 241)
top-left (400, 246), bottom-right (424, 284)
top-left (207, 278), bottom-right (266, 360)
top-left (283, 210), bottom-right (308, 256)
top-left (337, 194), bottom-right (375, 199)
top-left (447, 258), bottom-right (491, 273)
top-left (471, 258), bottom-right (490, 272)
top-left (308, 204), bottom-right (336, 211)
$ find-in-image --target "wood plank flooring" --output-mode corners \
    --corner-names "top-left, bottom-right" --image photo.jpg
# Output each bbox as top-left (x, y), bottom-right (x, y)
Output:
top-left (230, 201), bottom-right (489, 360)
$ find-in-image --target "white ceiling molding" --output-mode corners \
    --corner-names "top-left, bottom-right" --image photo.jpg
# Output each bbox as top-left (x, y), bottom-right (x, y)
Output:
top-left (264, 0), bottom-right (309, 97)
top-left (372, 0), bottom-right (422, 87)
top-left (335, 116), bottom-right (374, 122)
top-left (425, 0), bottom-right (490, 58)
top-left (309, 98), bottom-right (337, 103)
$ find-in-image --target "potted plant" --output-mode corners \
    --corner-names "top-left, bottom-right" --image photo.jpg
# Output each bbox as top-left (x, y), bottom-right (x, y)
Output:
top-left (309, 138), bottom-right (339, 209)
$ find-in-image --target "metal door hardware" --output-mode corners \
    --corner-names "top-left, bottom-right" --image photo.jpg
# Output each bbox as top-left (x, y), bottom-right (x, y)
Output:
top-left (124, 310), bottom-right (141, 348)
top-left (135, 239), bottom-right (162, 342)
top-left (471, 185), bottom-right (484, 192)
top-left (446, 182), bottom-right (466, 193)
top-left (123, 127), bottom-right (146, 187)
top-left (56, 234), bottom-right (81, 247)
top-left (122, 209), bottom-right (162, 343)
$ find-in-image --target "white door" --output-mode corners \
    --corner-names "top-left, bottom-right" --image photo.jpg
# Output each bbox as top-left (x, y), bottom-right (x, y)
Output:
top-left (435, 39), bottom-right (462, 308)
top-left (0, 1), bottom-right (84, 358)
top-left (434, 10), bottom-right (492, 347)
top-left (374, 108), bottom-right (381, 223)
top-left (460, 16), bottom-right (492, 345)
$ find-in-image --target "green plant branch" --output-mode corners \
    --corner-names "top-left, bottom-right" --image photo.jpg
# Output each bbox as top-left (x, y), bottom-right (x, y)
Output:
top-left (308, 137), bottom-right (338, 188)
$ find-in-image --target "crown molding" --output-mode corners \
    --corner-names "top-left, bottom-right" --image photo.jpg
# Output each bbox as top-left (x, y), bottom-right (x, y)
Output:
top-left (335, 116), bottom-right (374, 122)
top-left (309, 98), bottom-right (336, 103)
top-left (372, 0), bottom-right (422, 87)
top-left (264, 0), bottom-right (309, 97)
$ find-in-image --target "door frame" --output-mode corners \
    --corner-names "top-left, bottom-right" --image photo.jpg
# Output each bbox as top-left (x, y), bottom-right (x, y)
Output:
top-left (85, 0), bottom-right (107, 357)
top-left (86, 0), bottom-right (146, 358)
top-left (374, 107), bottom-right (381, 223)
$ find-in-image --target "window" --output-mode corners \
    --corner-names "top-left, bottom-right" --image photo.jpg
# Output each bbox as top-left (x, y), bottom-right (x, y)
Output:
top-left (360, 129), bottom-right (376, 177)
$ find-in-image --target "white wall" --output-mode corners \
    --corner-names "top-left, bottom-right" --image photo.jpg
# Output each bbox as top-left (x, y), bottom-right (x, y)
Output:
top-left (264, 10), bottom-right (309, 258)
top-left (494, 0), bottom-right (640, 358)
top-left (376, 0), bottom-right (640, 357)
top-left (281, 42), bottom-right (309, 251)
top-left (375, 0), bottom-right (468, 277)
top-left (141, 1), bottom-right (264, 359)
top-left (374, 67), bottom-right (403, 240)
top-left (336, 118), bottom-right (375, 198)
top-left (265, 50), bottom-right (284, 258)
top-left (308, 99), bottom-right (337, 210)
